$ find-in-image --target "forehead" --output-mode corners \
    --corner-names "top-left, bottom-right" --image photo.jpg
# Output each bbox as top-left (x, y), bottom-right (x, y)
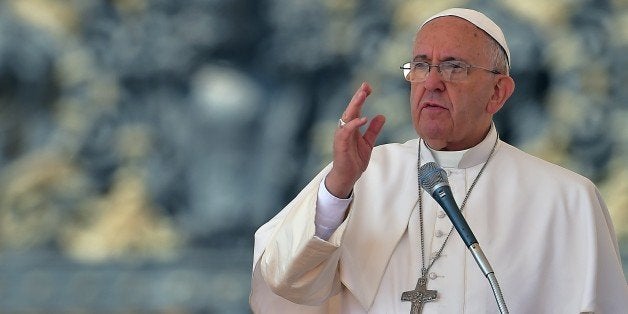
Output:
top-left (413, 16), bottom-right (492, 62)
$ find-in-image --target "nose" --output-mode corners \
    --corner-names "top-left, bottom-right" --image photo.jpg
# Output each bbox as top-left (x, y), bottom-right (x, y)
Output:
top-left (423, 65), bottom-right (445, 91)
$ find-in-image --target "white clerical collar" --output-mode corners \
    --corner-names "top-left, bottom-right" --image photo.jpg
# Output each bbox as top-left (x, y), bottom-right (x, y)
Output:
top-left (420, 123), bottom-right (499, 169)
top-left (429, 147), bottom-right (468, 168)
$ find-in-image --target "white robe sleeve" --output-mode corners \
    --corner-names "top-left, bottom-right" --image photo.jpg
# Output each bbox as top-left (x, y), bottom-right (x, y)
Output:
top-left (578, 186), bottom-right (628, 313)
top-left (249, 164), bottom-right (349, 312)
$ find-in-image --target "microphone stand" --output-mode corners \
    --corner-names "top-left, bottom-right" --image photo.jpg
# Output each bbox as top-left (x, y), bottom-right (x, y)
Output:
top-left (432, 184), bottom-right (509, 313)
top-left (468, 243), bottom-right (509, 314)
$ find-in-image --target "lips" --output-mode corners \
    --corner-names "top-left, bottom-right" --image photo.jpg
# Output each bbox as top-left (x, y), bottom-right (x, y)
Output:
top-left (420, 101), bottom-right (448, 111)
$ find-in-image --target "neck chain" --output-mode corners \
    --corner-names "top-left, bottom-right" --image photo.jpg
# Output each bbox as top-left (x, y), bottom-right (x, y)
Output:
top-left (401, 134), bottom-right (499, 314)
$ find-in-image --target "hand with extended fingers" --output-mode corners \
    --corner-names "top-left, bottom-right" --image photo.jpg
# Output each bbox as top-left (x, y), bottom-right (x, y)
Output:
top-left (325, 82), bottom-right (386, 198)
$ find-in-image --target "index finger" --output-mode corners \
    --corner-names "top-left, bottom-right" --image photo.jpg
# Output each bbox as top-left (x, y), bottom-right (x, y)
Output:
top-left (342, 82), bottom-right (372, 121)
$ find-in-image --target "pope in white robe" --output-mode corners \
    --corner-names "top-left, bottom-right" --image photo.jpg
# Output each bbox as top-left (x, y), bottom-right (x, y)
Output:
top-left (250, 8), bottom-right (628, 314)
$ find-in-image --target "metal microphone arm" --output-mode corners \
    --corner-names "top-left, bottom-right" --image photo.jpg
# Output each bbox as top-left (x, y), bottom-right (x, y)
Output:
top-left (469, 243), bottom-right (509, 314)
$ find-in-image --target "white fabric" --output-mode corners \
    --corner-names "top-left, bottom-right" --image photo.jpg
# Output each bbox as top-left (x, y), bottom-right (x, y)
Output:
top-left (421, 8), bottom-right (511, 66)
top-left (315, 182), bottom-right (352, 240)
top-left (314, 134), bottom-right (471, 240)
top-left (250, 126), bottom-right (628, 313)
top-left (429, 146), bottom-right (468, 168)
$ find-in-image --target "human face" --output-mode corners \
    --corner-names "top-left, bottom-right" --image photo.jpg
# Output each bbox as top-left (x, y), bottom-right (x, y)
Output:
top-left (410, 17), bottom-right (501, 151)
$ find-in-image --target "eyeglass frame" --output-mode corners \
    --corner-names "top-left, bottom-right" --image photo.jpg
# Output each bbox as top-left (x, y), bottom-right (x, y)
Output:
top-left (399, 60), bottom-right (502, 82)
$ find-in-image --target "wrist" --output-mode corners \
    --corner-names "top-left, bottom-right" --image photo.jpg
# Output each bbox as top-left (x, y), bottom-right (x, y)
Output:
top-left (324, 171), bottom-right (354, 199)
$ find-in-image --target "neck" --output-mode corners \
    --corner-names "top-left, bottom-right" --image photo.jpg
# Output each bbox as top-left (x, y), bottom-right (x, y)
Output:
top-left (420, 123), bottom-right (498, 169)
top-left (423, 125), bottom-right (492, 151)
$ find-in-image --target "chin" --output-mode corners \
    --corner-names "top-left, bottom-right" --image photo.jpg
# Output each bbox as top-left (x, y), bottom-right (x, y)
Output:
top-left (418, 123), bottom-right (447, 139)
top-left (417, 125), bottom-right (450, 147)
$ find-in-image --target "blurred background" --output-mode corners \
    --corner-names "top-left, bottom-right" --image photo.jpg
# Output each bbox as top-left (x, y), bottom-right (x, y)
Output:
top-left (0, 0), bottom-right (626, 312)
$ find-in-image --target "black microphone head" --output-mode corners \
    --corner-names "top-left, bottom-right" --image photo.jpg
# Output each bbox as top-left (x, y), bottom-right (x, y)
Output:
top-left (418, 162), bottom-right (449, 193)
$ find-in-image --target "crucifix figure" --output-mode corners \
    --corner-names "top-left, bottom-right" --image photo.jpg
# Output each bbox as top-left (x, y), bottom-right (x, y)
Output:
top-left (401, 276), bottom-right (438, 314)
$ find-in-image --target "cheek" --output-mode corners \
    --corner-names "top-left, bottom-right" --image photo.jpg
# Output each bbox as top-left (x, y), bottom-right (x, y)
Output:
top-left (448, 92), bottom-right (489, 132)
top-left (409, 85), bottom-right (422, 118)
top-left (409, 84), bottom-right (419, 103)
top-left (410, 84), bottom-right (424, 108)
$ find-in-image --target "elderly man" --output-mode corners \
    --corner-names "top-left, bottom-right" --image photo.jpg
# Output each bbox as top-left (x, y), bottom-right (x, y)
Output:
top-left (250, 8), bottom-right (628, 313)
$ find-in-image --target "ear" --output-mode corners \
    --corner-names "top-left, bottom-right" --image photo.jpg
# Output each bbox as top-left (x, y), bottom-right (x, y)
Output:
top-left (486, 75), bottom-right (515, 114)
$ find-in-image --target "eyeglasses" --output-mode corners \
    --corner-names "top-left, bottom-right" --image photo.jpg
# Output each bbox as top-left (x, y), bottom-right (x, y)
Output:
top-left (400, 60), bottom-right (501, 82)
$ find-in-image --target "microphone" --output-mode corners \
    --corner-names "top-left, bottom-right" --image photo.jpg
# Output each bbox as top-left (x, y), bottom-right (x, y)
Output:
top-left (417, 162), bottom-right (477, 247)
top-left (418, 161), bottom-right (509, 314)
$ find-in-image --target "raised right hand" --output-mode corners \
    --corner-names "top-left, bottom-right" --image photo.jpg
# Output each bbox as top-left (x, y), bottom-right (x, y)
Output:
top-left (324, 82), bottom-right (386, 198)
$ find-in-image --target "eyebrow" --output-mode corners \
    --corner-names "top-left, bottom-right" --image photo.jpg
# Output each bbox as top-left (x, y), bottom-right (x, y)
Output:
top-left (412, 55), bottom-right (467, 63)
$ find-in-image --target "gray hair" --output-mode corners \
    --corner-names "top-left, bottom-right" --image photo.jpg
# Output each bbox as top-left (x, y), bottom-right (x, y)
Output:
top-left (487, 38), bottom-right (509, 75)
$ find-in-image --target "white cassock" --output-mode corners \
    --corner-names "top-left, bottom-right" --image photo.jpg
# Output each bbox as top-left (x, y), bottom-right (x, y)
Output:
top-left (250, 125), bottom-right (628, 313)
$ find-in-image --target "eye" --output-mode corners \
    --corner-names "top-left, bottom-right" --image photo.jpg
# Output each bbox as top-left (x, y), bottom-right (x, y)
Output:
top-left (413, 62), bottom-right (430, 70)
top-left (442, 61), bottom-right (466, 73)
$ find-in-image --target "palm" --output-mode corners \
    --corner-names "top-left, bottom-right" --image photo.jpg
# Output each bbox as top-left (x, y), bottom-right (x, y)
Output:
top-left (352, 129), bottom-right (377, 171)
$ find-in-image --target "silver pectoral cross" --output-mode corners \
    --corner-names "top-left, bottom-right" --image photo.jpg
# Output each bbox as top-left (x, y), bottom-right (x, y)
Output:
top-left (401, 277), bottom-right (438, 314)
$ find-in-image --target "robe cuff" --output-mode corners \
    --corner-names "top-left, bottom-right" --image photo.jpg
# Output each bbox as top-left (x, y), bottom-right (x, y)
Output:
top-left (315, 178), bottom-right (352, 240)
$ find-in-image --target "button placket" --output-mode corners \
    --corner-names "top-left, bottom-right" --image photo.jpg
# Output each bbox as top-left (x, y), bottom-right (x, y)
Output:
top-left (428, 168), bottom-right (464, 269)
top-left (431, 203), bottom-right (452, 260)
